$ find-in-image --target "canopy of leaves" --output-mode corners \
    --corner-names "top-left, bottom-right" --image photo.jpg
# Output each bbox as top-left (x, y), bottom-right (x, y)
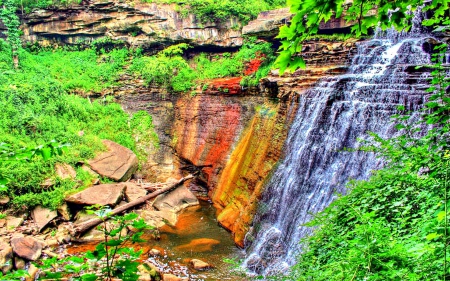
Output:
top-left (275, 0), bottom-right (450, 74)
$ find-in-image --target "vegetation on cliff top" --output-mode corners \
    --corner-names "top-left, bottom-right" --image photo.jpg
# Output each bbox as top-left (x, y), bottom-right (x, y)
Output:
top-left (129, 38), bottom-right (275, 92)
top-left (142, 0), bottom-right (286, 24)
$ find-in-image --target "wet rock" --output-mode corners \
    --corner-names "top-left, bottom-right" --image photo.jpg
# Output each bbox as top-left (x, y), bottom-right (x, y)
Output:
top-left (31, 206), bottom-right (58, 232)
top-left (175, 238), bottom-right (220, 252)
top-left (190, 259), bottom-right (212, 270)
top-left (55, 163), bottom-right (76, 179)
top-left (88, 140), bottom-right (138, 182)
top-left (25, 264), bottom-right (38, 281)
top-left (11, 236), bottom-right (43, 261)
top-left (139, 210), bottom-right (177, 228)
top-left (153, 186), bottom-right (198, 213)
top-left (138, 262), bottom-right (160, 281)
top-left (65, 183), bottom-right (125, 206)
top-left (0, 242), bottom-right (13, 274)
top-left (124, 182), bottom-right (147, 202)
top-left (57, 203), bottom-right (72, 221)
top-left (148, 248), bottom-right (161, 256)
top-left (163, 274), bottom-right (182, 281)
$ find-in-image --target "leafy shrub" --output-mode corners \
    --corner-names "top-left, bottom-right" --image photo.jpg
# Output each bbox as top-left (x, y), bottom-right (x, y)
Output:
top-left (0, 41), bottom-right (158, 209)
top-left (143, 0), bottom-right (286, 24)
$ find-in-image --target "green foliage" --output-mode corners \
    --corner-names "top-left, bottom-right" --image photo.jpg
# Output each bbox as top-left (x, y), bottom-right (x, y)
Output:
top-left (143, 0), bottom-right (286, 24)
top-left (11, 0), bottom-right (82, 13)
top-left (38, 210), bottom-right (152, 281)
top-left (278, 44), bottom-right (450, 280)
top-left (275, 0), bottom-right (450, 74)
top-left (129, 39), bottom-right (275, 92)
top-left (0, 0), bottom-right (22, 67)
top-left (0, 41), bottom-right (158, 209)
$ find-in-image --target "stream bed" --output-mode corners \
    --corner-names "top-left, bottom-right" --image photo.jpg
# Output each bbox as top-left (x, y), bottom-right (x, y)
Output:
top-left (68, 200), bottom-right (245, 281)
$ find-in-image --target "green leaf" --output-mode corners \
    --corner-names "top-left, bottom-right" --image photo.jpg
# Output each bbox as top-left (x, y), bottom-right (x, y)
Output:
top-left (81, 273), bottom-right (98, 281)
top-left (437, 211), bottom-right (446, 222)
top-left (425, 232), bottom-right (441, 241)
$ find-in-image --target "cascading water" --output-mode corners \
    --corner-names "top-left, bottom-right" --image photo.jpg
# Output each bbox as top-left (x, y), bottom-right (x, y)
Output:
top-left (244, 32), bottom-right (438, 276)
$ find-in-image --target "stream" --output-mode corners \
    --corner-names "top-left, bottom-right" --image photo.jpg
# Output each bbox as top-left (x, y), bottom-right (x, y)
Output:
top-left (68, 200), bottom-right (245, 281)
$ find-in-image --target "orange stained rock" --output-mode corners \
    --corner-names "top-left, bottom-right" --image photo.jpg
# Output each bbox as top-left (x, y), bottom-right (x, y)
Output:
top-left (212, 104), bottom-right (288, 247)
top-left (174, 95), bottom-right (242, 189)
top-left (174, 238), bottom-right (221, 252)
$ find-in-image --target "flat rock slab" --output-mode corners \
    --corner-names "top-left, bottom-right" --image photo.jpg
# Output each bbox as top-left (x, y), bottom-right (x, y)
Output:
top-left (153, 186), bottom-right (199, 213)
top-left (11, 236), bottom-right (43, 261)
top-left (6, 216), bottom-right (23, 230)
top-left (124, 182), bottom-right (147, 202)
top-left (88, 140), bottom-right (138, 182)
top-left (65, 184), bottom-right (125, 206)
top-left (190, 259), bottom-right (213, 270)
top-left (31, 206), bottom-right (58, 232)
top-left (139, 210), bottom-right (177, 228)
top-left (55, 163), bottom-right (76, 179)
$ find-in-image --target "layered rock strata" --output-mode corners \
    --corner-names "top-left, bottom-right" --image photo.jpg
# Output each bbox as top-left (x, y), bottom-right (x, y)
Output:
top-left (16, 0), bottom-right (242, 49)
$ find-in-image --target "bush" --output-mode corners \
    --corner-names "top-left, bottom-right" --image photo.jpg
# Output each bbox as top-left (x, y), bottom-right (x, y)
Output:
top-left (0, 41), bottom-right (158, 209)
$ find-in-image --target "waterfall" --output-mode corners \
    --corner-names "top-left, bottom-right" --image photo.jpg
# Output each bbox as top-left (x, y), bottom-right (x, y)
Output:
top-left (244, 34), bottom-right (436, 276)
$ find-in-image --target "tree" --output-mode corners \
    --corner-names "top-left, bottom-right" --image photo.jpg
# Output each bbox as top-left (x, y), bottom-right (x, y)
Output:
top-left (275, 0), bottom-right (450, 74)
top-left (0, 0), bottom-right (21, 68)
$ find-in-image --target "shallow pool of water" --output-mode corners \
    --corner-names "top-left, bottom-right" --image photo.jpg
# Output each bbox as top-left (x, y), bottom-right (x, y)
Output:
top-left (143, 200), bottom-right (246, 280)
top-left (68, 201), bottom-right (246, 280)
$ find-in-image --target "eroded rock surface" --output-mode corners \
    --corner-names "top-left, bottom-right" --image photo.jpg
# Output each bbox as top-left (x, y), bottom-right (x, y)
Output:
top-left (65, 183), bottom-right (125, 206)
top-left (18, 1), bottom-right (243, 49)
top-left (124, 182), bottom-right (147, 202)
top-left (153, 186), bottom-right (198, 212)
top-left (31, 206), bottom-right (58, 232)
top-left (11, 236), bottom-right (43, 261)
top-left (88, 140), bottom-right (138, 182)
top-left (139, 210), bottom-right (177, 228)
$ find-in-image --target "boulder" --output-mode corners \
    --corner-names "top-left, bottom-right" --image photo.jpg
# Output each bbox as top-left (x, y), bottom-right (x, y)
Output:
top-left (25, 264), bottom-right (39, 281)
top-left (190, 259), bottom-right (212, 270)
top-left (138, 262), bottom-right (160, 281)
top-left (153, 186), bottom-right (199, 213)
top-left (124, 182), bottom-right (147, 202)
top-left (55, 163), bottom-right (76, 179)
top-left (65, 184), bottom-right (125, 206)
top-left (57, 203), bottom-right (72, 221)
top-left (6, 216), bottom-right (23, 230)
top-left (148, 248), bottom-right (161, 256)
top-left (139, 210), bottom-right (177, 228)
top-left (88, 140), bottom-right (138, 182)
top-left (31, 206), bottom-right (58, 232)
top-left (14, 257), bottom-right (26, 270)
top-left (11, 236), bottom-right (43, 261)
top-left (0, 243), bottom-right (13, 274)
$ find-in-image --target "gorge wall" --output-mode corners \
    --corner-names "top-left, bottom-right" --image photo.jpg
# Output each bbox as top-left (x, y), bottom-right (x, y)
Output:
top-left (1, 1), bottom-right (362, 247)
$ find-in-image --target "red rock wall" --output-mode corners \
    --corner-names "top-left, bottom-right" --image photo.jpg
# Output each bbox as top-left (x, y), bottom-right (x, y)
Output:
top-left (172, 94), bottom-right (263, 191)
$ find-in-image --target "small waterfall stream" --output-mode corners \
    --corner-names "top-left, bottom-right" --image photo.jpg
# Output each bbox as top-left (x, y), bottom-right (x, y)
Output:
top-left (244, 34), bottom-right (435, 275)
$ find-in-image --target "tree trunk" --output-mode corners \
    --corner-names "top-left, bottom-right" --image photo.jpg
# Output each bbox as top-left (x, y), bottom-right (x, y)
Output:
top-left (71, 174), bottom-right (194, 237)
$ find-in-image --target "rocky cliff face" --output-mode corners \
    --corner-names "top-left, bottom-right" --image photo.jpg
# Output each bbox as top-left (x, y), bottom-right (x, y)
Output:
top-left (2, 3), bottom-right (362, 246)
top-left (15, 0), bottom-right (242, 49)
